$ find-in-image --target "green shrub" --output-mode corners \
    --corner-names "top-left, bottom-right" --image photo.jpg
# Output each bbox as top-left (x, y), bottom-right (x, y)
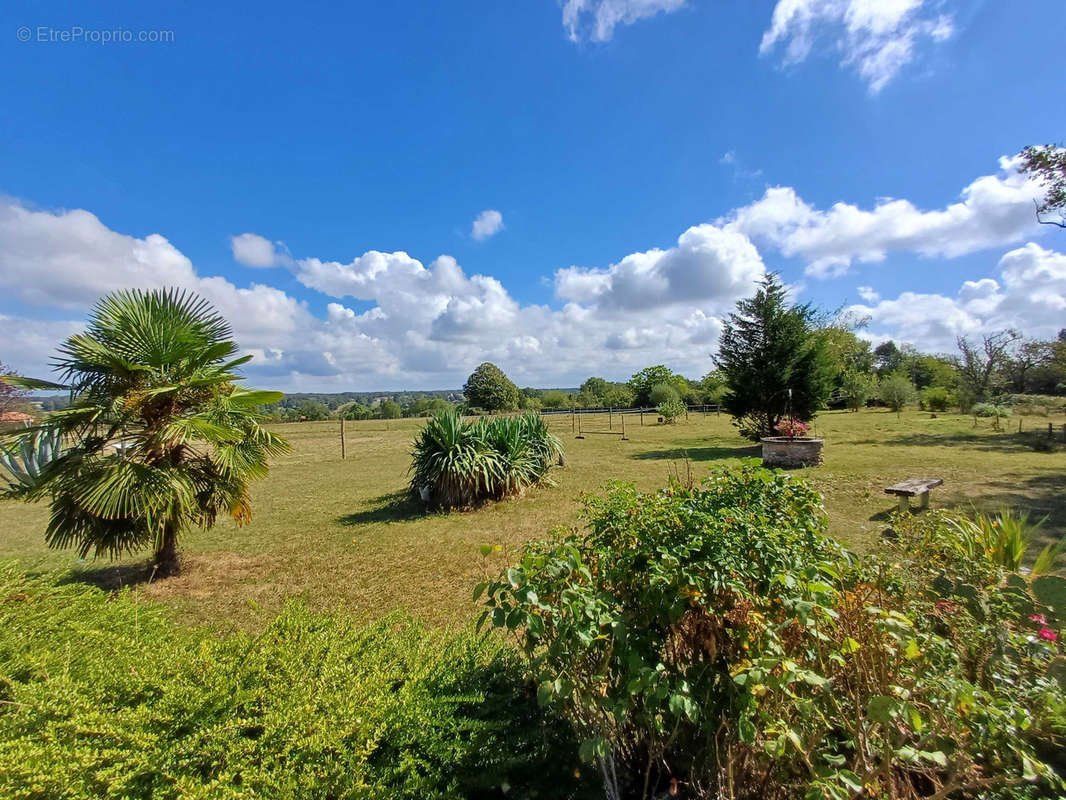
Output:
top-left (480, 465), bottom-right (1064, 799)
top-left (655, 398), bottom-right (686, 423)
top-left (878, 374), bottom-right (917, 412)
top-left (973, 402), bottom-right (1011, 418)
top-left (539, 390), bottom-right (570, 410)
top-left (647, 382), bottom-right (680, 407)
top-left (0, 566), bottom-right (593, 800)
top-left (409, 411), bottom-right (563, 509)
top-left (919, 385), bottom-right (954, 412)
top-left (840, 370), bottom-right (877, 411)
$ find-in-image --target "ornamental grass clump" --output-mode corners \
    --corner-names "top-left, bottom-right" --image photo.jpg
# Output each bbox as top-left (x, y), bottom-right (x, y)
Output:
top-left (410, 410), bottom-right (563, 509)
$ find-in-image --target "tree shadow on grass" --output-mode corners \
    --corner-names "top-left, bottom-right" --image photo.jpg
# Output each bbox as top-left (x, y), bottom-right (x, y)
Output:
top-left (852, 431), bottom-right (1060, 454)
top-left (53, 561), bottom-right (157, 591)
top-left (632, 444), bottom-right (761, 463)
top-left (336, 489), bottom-right (425, 527)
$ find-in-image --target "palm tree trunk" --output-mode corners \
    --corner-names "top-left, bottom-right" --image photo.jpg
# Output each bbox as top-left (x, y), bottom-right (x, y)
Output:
top-left (152, 520), bottom-right (181, 577)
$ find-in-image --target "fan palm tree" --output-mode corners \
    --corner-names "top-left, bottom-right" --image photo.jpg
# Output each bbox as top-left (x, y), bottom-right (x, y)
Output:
top-left (0, 288), bottom-right (289, 576)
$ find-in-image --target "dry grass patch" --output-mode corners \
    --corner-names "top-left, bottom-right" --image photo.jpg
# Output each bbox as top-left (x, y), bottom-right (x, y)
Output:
top-left (1, 410), bottom-right (1062, 629)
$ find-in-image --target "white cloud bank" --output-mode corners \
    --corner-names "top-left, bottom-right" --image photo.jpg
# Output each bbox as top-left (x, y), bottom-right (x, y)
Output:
top-left (471, 210), bottom-right (504, 241)
top-left (0, 156), bottom-right (1056, 390)
top-left (760, 0), bottom-right (954, 92)
top-left (849, 243), bottom-right (1066, 351)
top-left (723, 156), bottom-right (1043, 277)
top-left (559, 0), bottom-right (685, 42)
top-left (0, 198), bottom-right (764, 389)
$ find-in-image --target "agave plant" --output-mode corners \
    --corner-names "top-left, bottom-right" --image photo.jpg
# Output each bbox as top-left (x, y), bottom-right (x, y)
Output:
top-left (0, 289), bottom-right (290, 576)
top-left (0, 428), bottom-right (63, 495)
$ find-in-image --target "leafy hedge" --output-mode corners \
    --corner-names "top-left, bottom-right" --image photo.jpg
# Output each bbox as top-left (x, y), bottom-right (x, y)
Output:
top-left (409, 411), bottom-right (563, 509)
top-left (480, 464), bottom-right (1066, 799)
top-left (0, 567), bottom-right (595, 800)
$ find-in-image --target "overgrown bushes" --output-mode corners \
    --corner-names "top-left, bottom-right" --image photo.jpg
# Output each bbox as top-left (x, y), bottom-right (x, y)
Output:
top-left (0, 567), bottom-right (593, 800)
top-left (973, 402), bottom-right (1012, 418)
top-left (656, 398), bottom-right (686, 424)
top-left (919, 385), bottom-right (954, 412)
top-left (480, 464), bottom-right (1065, 799)
top-left (409, 411), bottom-right (563, 509)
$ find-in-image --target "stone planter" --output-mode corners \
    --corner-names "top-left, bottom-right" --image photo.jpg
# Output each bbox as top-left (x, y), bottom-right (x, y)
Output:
top-left (760, 436), bottom-right (824, 468)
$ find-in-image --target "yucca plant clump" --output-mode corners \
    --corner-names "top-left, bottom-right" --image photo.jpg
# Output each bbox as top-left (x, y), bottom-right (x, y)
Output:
top-left (410, 410), bottom-right (563, 509)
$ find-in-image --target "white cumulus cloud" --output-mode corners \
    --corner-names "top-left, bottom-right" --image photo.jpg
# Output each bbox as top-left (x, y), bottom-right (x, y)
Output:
top-left (560, 0), bottom-right (685, 42)
top-left (760, 0), bottom-right (955, 92)
top-left (847, 242), bottom-right (1066, 351)
top-left (856, 285), bottom-right (880, 302)
top-left (230, 233), bottom-right (292, 268)
top-left (554, 224), bottom-right (765, 310)
top-left (471, 210), bottom-right (504, 241)
top-left (723, 156), bottom-right (1044, 277)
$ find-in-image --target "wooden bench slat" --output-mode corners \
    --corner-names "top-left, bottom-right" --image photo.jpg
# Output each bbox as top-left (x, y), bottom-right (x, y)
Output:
top-left (884, 478), bottom-right (943, 496)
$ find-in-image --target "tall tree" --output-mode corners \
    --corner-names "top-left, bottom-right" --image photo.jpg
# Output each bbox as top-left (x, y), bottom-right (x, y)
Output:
top-left (0, 289), bottom-right (289, 576)
top-left (579, 377), bottom-right (609, 400)
top-left (628, 365), bottom-right (675, 407)
top-left (955, 330), bottom-right (1020, 403)
top-left (1019, 144), bottom-right (1066, 228)
top-left (715, 274), bottom-right (833, 440)
top-left (463, 363), bottom-right (519, 411)
top-left (873, 341), bottom-right (905, 375)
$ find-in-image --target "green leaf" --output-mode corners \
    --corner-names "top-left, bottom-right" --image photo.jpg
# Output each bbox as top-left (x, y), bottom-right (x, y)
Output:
top-left (472, 582), bottom-right (487, 602)
top-left (738, 717), bottom-right (756, 744)
top-left (227, 389), bottom-right (285, 408)
top-left (866, 695), bottom-right (897, 724)
top-left (578, 736), bottom-right (606, 763)
top-left (479, 544), bottom-right (493, 557)
top-left (537, 682), bottom-right (554, 707)
top-left (0, 375), bottom-right (69, 391)
top-left (904, 639), bottom-right (922, 660)
top-left (836, 771), bottom-right (863, 792)
top-left (668, 693), bottom-right (685, 717)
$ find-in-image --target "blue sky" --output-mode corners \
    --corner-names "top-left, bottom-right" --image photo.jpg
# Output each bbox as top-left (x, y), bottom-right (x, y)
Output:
top-left (2, 0), bottom-right (1065, 391)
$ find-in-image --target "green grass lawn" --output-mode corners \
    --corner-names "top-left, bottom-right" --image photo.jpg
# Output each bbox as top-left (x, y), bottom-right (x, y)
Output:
top-left (1, 409), bottom-right (1062, 630)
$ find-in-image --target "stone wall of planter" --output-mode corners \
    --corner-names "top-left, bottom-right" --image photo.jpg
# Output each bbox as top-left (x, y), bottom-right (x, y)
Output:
top-left (760, 436), bottom-right (824, 468)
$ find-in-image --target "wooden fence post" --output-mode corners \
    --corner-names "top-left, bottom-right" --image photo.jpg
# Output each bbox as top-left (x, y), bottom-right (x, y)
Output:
top-left (340, 417), bottom-right (346, 460)
top-left (609, 407), bottom-right (613, 430)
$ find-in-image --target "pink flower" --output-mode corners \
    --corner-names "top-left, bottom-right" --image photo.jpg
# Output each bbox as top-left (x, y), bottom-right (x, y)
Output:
top-left (1038, 628), bottom-right (1058, 642)
top-left (774, 419), bottom-right (809, 438)
top-left (1029, 614), bottom-right (1048, 625)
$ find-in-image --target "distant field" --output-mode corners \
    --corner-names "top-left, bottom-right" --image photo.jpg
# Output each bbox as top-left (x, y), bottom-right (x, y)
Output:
top-left (1, 409), bottom-right (1062, 630)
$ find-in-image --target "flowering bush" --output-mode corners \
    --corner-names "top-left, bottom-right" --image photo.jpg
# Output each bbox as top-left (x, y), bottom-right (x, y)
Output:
top-left (773, 418), bottom-right (809, 437)
top-left (480, 466), bottom-right (1065, 799)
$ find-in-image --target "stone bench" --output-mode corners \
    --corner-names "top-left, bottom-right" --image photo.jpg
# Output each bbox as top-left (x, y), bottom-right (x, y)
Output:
top-left (884, 478), bottom-right (943, 512)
